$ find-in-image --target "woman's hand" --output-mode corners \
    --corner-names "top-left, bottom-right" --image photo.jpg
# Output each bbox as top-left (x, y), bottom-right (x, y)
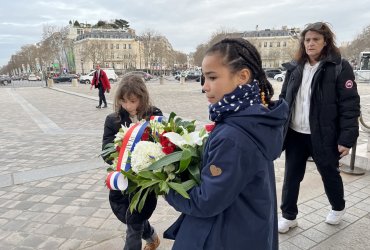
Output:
top-left (338, 145), bottom-right (350, 158)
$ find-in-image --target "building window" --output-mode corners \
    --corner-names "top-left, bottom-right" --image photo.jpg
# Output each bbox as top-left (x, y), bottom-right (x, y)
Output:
top-left (264, 42), bottom-right (267, 47)
top-left (128, 44), bottom-right (132, 49)
top-left (123, 44), bottom-right (126, 49)
top-left (277, 42), bottom-right (281, 47)
top-left (283, 41), bottom-right (287, 47)
top-left (110, 44), bottom-right (113, 49)
top-left (111, 52), bottom-right (114, 59)
top-left (116, 44), bottom-right (119, 49)
top-left (270, 42), bottom-right (273, 47)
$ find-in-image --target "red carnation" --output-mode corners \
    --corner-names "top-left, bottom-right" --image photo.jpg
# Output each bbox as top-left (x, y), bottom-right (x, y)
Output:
top-left (159, 133), bottom-right (177, 155)
top-left (116, 145), bottom-right (121, 152)
top-left (205, 123), bottom-right (215, 133)
top-left (141, 128), bottom-right (150, 141)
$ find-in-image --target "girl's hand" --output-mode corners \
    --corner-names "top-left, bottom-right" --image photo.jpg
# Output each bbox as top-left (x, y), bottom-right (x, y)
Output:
top-left (338, 145), bottom-right (350, 158)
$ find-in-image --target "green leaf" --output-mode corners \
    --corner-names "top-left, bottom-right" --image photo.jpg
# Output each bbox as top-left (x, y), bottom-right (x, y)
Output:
top-left (121, 170), bottom-right (139, 184)
top-left (137, 171), bottom-right (159, 180)
top-left (177, 149), bottom-right (192, 173)
top-left (168, 182), bottom-right (190, 199)
top-left (103, 142), bottom-right (115, 150)
top-left (138, 188), bottom-right (151, 213)
top-left (188, 164), bottom-right (201, 184)
top-left (168, 112), bottom-right (176, 122)
top-left (138, 179), bottom-right (161, 189)
top-left (146, 151), bottom-right (183, 171)
top-left (101, 146), bottom-right (117, 158)
top-left (159, 181), bottom-right (170, 193)
top-left (181, 179), bottom-right (197, 191)
top-left (153, 171), bottom-right (167, 180)
top-left (129, 189), bottom-right (142, 213)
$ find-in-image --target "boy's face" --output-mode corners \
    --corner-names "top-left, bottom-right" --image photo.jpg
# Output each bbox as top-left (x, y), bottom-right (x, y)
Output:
top-left (201, 54), bottom-right (241, 104)
top-left (121, 94), bottom-right (140, 116)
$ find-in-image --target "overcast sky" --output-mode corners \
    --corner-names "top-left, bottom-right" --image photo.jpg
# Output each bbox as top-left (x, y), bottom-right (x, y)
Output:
top-left (1, 0), bottom-right (370, 66)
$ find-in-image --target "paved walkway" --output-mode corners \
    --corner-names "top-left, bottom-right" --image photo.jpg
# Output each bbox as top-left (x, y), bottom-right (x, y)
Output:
top-left (0, 79), bottom-right (370, 249)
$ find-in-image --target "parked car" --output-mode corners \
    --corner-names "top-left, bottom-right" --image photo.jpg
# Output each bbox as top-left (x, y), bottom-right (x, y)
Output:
top-left (273, 71), bottom-right (286, 82)
top-left (174, 71), bottom-right (201, 81)
top-left (52, 74), bottom-right (79, 83)
top-left (124, 71), bottom-right (153, 81)
top-left (265, 69), bottom-right (282, 78)
top-left (79, 68), bottom-right (118, 84)
top-left (28, 74), bottom-right (38, 81)
top-left (11, 75), bottom-right (21, 81)
top-left (0, 75), bottom-right (11, 85)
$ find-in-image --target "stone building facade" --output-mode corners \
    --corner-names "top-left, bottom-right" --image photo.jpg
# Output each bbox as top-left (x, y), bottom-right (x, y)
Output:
top-left (242, 26), bottom-right (301, 69)
top-left (73, 29), bottom-right (143, 74)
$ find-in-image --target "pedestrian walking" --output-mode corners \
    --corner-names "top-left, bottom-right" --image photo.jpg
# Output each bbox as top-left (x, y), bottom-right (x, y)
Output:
top-left (164, 38), bottom-right (288, 250)
top-left (90, 64), bottom-right (111, 108)
top-left (278, 22), bottom-right (361, 233)
top-left (102, 75), bottom-right (162, 250)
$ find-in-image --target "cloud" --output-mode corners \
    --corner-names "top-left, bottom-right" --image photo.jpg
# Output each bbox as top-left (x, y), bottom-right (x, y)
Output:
top-left (1, 0), bottom-right (370, 65)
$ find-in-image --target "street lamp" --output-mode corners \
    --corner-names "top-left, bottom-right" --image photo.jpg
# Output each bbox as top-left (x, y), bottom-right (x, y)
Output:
top-left (81, 59), bottom-right (84, 75)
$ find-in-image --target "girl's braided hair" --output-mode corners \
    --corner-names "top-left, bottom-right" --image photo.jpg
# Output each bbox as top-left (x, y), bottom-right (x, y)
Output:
top-left (206, 38), bottom-right (274, 104)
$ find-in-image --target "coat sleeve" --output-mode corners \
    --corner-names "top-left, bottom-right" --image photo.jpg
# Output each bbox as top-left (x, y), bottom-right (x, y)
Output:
top-left (102, 71), bottom-right (111, 90)
top-left (336, 60), bottom-right (360, 148)
top-left (165, 135), bottom-right (255, 218)
top-left (91, 71), bottom-right (97, 86)
top-left (102, 115), bottom-right (119, 163)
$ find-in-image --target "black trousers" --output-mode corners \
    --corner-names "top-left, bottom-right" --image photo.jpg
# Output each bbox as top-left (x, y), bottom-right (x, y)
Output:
top-left (98, 83), bottom-right (107, 106)
top-left (281, 128), bottom-right (345, 220)
top-left (123, 220), bottom-right (154, 250)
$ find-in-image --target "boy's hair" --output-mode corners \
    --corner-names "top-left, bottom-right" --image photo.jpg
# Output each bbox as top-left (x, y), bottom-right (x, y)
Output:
top-left (114, 75), bottom-right (152, 119)
top-left (295, 22), bottom-right (341, 64)
top-left (206, 38), bottom-right (274, 103)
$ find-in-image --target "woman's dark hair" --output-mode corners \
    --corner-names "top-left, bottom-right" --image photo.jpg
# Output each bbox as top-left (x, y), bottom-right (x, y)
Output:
top-left (114, 75), bottom-right (152, 119)
top-left (205, 38), bottom-right (274, 103)
top-left (295, 22), bottom-right (341, 64)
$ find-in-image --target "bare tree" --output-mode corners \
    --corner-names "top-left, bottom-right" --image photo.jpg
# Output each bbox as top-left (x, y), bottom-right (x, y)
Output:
top-left (341, 24), bottom-right (370, 64)
top-left (140, 29), bottom-right (160, 72)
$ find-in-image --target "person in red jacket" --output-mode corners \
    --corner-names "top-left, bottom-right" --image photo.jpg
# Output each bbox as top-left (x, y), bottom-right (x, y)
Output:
top-left (90, 64), bottom-right (111, 108)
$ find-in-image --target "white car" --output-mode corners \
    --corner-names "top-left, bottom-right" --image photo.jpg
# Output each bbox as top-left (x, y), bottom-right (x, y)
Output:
top-left (273, 71), bottom-right (286, 82)
top-left (28, 74), bottom-right (38, 81)
top-left (79, 68), bottom-right (118, 84)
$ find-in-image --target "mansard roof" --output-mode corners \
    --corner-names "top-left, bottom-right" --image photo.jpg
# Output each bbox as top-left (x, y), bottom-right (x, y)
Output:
top-left (242, 29), bottom-right (300, 38)
top-left (76, 30), bottom-right (134, 41)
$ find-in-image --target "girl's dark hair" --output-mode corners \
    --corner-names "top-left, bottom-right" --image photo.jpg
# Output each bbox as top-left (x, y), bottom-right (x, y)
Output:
top-left (114, 75), bottom-right (152, 119)
top-left (205, 38), bottom-right (274, 103)
top-left (295, 22), bottom-right (341, 64)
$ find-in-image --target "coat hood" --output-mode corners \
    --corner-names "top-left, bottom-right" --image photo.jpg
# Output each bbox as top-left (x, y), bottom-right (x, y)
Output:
top-left (222, 99), bottom-right (289, 161)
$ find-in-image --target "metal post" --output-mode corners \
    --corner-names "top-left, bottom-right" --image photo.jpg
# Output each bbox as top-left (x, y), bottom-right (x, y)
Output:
top-left (339, 142), bottom-right (365, 175)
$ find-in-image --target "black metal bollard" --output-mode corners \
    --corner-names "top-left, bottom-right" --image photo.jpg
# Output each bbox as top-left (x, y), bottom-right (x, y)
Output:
top-left (339, 141), bottom-right (365, 175)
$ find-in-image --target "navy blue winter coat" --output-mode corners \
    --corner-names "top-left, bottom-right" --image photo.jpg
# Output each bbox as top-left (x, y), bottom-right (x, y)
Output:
top-left (164, 99), bottom-right (289, 250)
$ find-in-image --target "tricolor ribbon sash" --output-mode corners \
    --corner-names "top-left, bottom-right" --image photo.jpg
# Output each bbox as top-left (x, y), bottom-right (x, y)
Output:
top-left (105, 116), bottom-right (163, 190)
top-left (150, 116), bottom-right (163, 122)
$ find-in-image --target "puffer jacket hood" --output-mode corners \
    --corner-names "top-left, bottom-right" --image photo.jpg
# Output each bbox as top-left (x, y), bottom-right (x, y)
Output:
top-left (223, 99), bottom-right (289, 161)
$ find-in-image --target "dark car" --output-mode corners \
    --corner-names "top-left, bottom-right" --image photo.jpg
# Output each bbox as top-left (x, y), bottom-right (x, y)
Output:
top-left (52, 74), bottom-right (79, 83)
top-left (175, 71), bottom-right (201, 81)
top-left (0, 75), bottom-right (12, 85)
top-left (264, 69), bottom-right (282, 78)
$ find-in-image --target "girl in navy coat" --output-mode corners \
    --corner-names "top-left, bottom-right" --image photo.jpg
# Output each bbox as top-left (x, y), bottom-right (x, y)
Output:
top-left (164, 38), bottom-right (288, 249)
top-left (102, 75), bottom-right (162, 250)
